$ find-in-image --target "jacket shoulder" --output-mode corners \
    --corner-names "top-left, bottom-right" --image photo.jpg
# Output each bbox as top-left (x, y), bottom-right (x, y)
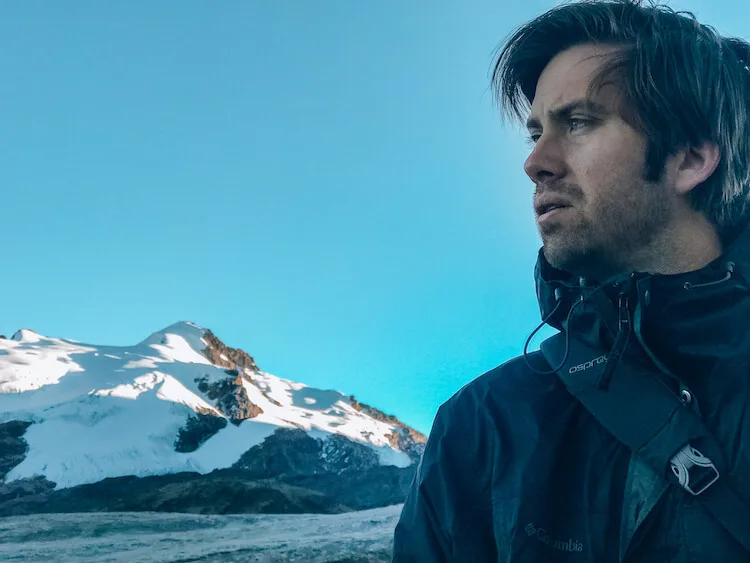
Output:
top-left (424, 351), bottom-right (573, 496)
top-left (445, 350), bottom-right (568, 420)
top-left (392, 351), bottom-right (575, 561)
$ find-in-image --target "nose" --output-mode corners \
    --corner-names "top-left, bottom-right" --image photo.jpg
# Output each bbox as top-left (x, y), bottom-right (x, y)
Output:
top-left (523, 135), bottom-right (565, 184)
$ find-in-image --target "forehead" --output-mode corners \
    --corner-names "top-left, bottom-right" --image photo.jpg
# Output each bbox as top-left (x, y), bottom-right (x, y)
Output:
top-left (528, 43), bottom-right (623, 123)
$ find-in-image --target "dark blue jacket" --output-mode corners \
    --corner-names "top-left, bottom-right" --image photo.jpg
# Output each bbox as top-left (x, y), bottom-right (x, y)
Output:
top-left (392, 225), bottom-right (750, 562)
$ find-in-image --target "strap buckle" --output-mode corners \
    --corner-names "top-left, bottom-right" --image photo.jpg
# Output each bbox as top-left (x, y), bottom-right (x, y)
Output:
top-left (670, 444), bottom-right (720, 496)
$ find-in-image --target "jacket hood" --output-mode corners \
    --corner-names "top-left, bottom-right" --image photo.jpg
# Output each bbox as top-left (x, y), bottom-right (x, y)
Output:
top-left (534, 221), bottom-right (750, 378)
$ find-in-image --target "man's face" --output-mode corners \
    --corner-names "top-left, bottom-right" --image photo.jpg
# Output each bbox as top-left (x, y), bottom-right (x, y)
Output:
top-left (524, 43), bottom-right (674, 282)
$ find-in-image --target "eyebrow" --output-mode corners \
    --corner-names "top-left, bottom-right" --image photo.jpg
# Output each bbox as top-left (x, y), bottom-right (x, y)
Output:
top-left (525, 99), bottom-right (609, 131)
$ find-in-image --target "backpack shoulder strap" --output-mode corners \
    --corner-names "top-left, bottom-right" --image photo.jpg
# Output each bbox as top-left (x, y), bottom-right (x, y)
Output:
top-left (540, 331), bottom-right (750, 552)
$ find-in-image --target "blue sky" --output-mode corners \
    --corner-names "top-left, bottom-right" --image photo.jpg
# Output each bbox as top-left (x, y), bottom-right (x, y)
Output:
top-left (1, 0), bottom-right (746, 435)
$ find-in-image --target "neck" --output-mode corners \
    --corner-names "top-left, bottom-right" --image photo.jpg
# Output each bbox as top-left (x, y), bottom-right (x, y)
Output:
top-left (630, 212), bottom-right (723, 276)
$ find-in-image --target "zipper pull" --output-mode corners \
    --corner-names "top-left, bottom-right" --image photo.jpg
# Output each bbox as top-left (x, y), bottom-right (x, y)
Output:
top-left (618, 294), bottom-right (630, 330)
top-left (597, 292), bottom-right (631, 390)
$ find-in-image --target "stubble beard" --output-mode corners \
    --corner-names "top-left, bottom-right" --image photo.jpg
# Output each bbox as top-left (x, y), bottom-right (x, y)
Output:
top-left (540, 179), bottom-right (672, 283)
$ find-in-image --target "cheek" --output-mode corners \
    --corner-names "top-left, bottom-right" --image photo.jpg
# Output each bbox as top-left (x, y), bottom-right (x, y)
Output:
top-left (575, 143), bottom-right (624, 178)
top-left (574, 146), bottom-right (640, 200)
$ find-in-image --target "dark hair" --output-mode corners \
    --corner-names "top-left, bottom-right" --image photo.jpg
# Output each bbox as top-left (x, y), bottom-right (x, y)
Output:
top-left (491, 0), bottom-right (750, 244)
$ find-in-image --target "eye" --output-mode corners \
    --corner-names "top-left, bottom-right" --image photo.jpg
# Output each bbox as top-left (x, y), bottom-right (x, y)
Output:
top-left (525, 134), bottom-right (541, 146)
top-left (525, 118), bottom-right (592, 146)
top-left (568, 117), bottom-right (590, 131)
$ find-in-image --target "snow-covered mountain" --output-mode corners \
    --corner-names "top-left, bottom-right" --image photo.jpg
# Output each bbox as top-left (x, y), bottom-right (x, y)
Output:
top-left (0, 322), bottom-right (425, 516)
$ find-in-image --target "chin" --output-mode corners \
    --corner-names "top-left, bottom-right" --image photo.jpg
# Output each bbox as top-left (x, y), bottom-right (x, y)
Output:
top-left (542, 242), bottom-right (593, 277)
top-left (541, 241), bottom-right (570, 266)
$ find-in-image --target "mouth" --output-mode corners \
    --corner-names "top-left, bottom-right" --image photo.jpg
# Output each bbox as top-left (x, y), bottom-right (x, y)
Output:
top-left (536, 204), bottom-right (572, 222)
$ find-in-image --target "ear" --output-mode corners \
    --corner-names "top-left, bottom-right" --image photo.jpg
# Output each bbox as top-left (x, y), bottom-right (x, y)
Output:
top-left (673, 142), bottom-right (721, 196)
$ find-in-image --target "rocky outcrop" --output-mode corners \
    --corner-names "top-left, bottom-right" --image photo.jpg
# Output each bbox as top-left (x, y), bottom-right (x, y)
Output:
top-left (0, 470), bottom-right (350, 516)
top-left (385, 426), bottom-right (426, 464)
top-left (349, 396), bottom-right (427, 463)
top-left (321, 433), bottom-right (380, 474)
top-left (0, 464), bottom-right (417, 517)
top-left (202, 330), bottom-right (259, 374)
top-left (285, 464), bottom-right (418, 512)
top-left (195, 328), bottom-right (273, 423)
top-left (195, 372), bottom-right (263, 425)
top-left (0, 476), bottom-right (56, 515)
top-left (232, 427), bottom-right (383, 479)
top-left (0, 421), bottom-right (33, 481)
top-left (233, 428), bottom-right (324, 478)
top-left (174, 413), bottom-right (228, 453)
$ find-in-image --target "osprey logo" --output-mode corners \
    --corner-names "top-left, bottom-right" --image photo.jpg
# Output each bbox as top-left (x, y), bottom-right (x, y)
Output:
top-left (568, 354), bottom-right (607, 374)
top-left (524, 522), bottom-right (584, 553)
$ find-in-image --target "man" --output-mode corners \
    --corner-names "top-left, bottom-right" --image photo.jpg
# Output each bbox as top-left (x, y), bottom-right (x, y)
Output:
top-left (392, 0), bottom-right (750, 561)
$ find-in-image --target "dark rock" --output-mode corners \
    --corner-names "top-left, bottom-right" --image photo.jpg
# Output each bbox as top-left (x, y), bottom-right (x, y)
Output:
top-left (233, 426), bottom-right (408, 482)
top-left (194, 374), bottom-right (263, 424)
top-left (349, 396), bottom-right (426, 463)
top-left (321, 433), bottom-right (380, 474)
top-left (147, 475), bottom-right (348, 514)
top-left (202, 329), bottom-right (259, 373)
top-left (199, 329), bottom-right (285, 408)
top-left (385, 426), bottom-right (427, 464)
top-left (0, 476), bottom-right (56, 503)
top-left (279, 463), bottom-right (418, 511)
top-left (0, 470), bottom-right (353, 516)
top-left (174, 413), bottom-right (228, 453)
top-left (0, 462), bottom-right (417, 517)
top-left (233, 428), bottom-right (324, 478)
top-left (0, 420), bottom-right (33, 481)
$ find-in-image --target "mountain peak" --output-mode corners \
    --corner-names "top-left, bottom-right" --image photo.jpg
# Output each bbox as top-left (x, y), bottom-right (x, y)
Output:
top-left (137, 320), bottom-right (207, 348)
top-left (135, 322), bottom-right (261, 375)
top-left (10, 329), bottom-right (40, 343)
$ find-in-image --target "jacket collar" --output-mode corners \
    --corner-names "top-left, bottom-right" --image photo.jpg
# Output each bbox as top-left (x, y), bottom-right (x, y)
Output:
top-left (534, 223), bottom-right (750, 377)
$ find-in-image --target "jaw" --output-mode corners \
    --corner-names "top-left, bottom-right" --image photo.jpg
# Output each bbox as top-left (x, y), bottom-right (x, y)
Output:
top-left (539, 220), bottom-right (621, 282)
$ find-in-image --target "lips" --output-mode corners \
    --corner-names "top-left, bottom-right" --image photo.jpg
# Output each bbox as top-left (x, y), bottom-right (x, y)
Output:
top-left (534, 197), bottom-right (572, 217)
top-left (540, 203), bottom-right (568, 214)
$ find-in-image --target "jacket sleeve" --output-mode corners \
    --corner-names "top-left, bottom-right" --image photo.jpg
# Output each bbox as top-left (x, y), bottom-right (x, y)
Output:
top-left (391, 400), bottom-right (459, 563)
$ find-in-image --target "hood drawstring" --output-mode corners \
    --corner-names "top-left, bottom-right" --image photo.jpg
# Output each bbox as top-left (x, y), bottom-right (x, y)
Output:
top-left (683, 261), bottom-right (735, 290)
top-left (523, 284), bottom-right (631, 390)
top-left (523, 287), bottom-right (585, 376)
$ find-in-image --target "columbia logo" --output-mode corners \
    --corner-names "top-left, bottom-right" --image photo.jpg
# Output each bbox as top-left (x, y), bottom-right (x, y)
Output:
top-left (524, 522), bottom-right (585, 553)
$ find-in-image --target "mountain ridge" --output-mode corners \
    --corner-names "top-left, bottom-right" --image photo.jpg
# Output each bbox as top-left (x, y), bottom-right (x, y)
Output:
top-left (0, 321), bottom-right (425, 515)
